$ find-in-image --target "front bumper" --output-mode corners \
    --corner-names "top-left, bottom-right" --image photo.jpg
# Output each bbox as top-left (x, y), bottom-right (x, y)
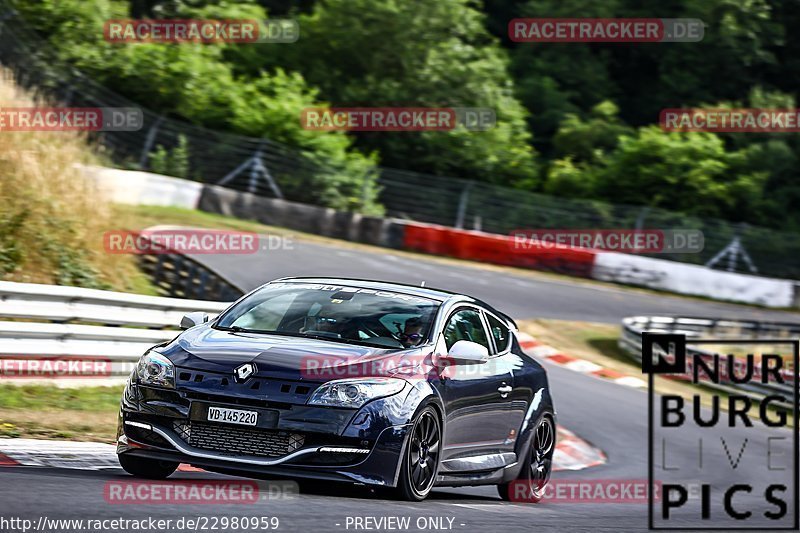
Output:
top-left (117, 378), bottom-right (415, 487)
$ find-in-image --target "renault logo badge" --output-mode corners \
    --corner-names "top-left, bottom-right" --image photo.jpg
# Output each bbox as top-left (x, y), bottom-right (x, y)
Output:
top-left (234, 362), bottom-right (256, 382)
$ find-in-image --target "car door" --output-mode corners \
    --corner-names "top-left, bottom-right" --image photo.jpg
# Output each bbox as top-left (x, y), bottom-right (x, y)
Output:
top-left (437, 306), bottom-right (519, 461)
top-left (483, 311), bottom-right (528, 446)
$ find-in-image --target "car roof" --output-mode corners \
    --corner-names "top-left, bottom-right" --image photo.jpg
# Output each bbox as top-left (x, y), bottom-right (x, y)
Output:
top-left (270, 277), bottom-right (516, 327)
top-left (272, 276), bottom-right (456, 301)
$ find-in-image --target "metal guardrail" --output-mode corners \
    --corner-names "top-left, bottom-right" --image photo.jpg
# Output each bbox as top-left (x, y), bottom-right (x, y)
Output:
top-left (0, 281), bottom-right (231, 377)
top-left (619, 316), bottom-right (798, 407)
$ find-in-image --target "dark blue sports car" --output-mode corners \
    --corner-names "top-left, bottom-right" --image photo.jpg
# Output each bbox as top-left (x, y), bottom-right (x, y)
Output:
top-left (117, 277), bottom-right (556, 501)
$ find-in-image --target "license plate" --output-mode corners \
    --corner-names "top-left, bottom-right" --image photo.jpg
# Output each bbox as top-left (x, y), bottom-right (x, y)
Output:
top-left (207, 406), bottom-right (258, 426)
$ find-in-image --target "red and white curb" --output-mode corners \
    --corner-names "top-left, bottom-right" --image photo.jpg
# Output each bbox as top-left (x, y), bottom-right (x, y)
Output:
top-left (518, 333), bottom-right (647, 390)
top-left (0, 431), bottom-right (605, 473)
top-left (553, 427), bottom-right (606, 471)
top-left (0, 440), bottom-right (197, 471)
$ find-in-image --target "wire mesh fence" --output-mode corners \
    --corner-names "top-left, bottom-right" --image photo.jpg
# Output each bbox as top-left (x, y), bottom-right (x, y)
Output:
top-left (0, 6), bottom-right (377, 212)
top-left (378, 169), bottom-right (800, 280)
top-left (1, 5), bottom-right (798, 280)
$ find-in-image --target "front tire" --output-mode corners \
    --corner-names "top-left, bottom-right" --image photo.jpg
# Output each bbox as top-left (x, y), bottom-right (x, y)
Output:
top-left (118, 454), bottom-right (178, 480)
top-left (394, 406), bottom-right (441, 501)
top-left (497, 415), bottom-right (555, 502)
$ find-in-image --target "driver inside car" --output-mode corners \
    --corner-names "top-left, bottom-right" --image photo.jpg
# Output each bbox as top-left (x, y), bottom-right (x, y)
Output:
top-left (399, 317), bottom-right (424, 348)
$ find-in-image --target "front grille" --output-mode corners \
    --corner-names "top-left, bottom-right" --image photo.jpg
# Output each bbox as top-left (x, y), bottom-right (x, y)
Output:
top-left (173, 421), bottom-right (305, 458)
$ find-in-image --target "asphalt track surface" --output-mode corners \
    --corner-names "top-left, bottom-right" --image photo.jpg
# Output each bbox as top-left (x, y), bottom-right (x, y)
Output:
top-left (201, 237), bottom-right (800, 324)
top-left (1, 236), bottom-right (798, 532)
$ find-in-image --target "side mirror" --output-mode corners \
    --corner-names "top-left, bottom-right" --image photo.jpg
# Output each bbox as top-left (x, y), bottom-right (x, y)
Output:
top-left (180, 311), bottom-right (209, 330)
top-left (447, 340), bottom-right (489, 364)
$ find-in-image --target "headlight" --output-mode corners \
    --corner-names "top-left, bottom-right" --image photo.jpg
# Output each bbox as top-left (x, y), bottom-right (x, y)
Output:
top-left (308, 378), bottom-right (406, 408)
top-left (136, 350), bottom-right (175, 388)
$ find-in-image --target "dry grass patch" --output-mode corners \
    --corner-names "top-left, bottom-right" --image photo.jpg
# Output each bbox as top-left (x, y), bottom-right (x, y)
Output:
top-left (0, 71), bottom-right (152, 293)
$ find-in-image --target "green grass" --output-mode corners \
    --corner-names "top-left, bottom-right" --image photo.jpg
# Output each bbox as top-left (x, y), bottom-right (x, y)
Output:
top-left (118, 204), bottom-right (284, 234)
top-left (0, 384), bottom-right (123, 411)
top-left (0, 384), bottom-right (123, 442)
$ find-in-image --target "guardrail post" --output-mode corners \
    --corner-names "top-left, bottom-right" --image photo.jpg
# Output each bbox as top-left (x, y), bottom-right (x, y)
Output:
top-left (454, 182), bottom-right (473, 229)
top-left (361, 169), bottom-right (376, 212)
top-left (139, 114), bottom-right (165, 170)
top-left (154, 253), bottom-right (165, 286)
top-left (198, 270), bottom-right (209, 301)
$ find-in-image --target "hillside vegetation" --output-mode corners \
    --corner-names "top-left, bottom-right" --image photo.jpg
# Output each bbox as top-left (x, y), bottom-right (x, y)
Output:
top-left (13, 0), bottom-right (800, 230)
top-left (0, 71), bottom-right (152, 292)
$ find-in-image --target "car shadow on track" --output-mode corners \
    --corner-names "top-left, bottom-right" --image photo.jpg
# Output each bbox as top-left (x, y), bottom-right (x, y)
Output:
top-left (4, 467), bottom-right (502, 504)
top-left (257, 476), bottom-right (501, 503)
top-left (208, 470), bottom-right (504, 503)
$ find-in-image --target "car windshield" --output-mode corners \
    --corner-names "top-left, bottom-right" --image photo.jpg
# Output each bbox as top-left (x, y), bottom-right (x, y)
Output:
top-left (215, 282), bottom-right (439, 349)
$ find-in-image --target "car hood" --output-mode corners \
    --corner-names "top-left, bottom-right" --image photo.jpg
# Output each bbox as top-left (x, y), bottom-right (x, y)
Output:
top-left (160, 325), bottom-right (411, 382)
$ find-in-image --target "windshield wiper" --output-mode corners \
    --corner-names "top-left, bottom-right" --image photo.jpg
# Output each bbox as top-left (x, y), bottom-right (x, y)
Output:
top-left (217, 327), bottom-right (325, 338)
top-left (216, 325), bottom-right (272, 334)
top-left (215, 327), bottom-right (399, 348)
top-left (295, 332), bottom-right (399, 349)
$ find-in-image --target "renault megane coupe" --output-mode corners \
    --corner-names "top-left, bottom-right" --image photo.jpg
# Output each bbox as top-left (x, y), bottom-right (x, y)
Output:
top-left (116, 277), bottom-right (556, 501)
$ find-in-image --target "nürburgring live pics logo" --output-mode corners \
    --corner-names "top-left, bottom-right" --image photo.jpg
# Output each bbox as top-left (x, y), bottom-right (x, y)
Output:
top-left (643, 333), bottom-right (799, 530)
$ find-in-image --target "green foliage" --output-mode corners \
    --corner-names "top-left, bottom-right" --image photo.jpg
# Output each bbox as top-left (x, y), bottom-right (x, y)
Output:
top-left (12, 0), bottom-right (800, 229)
top-left (546, 125), bottom-right (767, 222)
top-left (594, 128), bottom-right (766, 221)
top-left (265, 0), bottom-right (540, 185)
top-left (552, 102), bottom-right (634, 164)
top-left (149, 134), bottom-right (190, 178)
top-left (0, 212), bottom-right (26, 275)
top-left (13, 0), bottom-right (380, 212)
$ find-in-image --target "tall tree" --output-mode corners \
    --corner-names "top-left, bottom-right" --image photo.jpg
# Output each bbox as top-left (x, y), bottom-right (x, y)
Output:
top-left (263, 0), bottom-right (539, 185)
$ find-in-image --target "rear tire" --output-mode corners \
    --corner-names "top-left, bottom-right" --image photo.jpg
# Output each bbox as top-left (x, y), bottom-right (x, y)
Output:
top-left (394, 406), bottom-right (441, 501)
top-left (118, 454), bottom-right (178, 480)
top-left (497, 415), bottom-right (555, 502)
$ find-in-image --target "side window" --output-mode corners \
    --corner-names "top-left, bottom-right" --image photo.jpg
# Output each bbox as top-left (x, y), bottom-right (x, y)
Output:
top-left (442, 309), bottom-right (490, 351)
top-left (487, 314), bottom-right (511, 352)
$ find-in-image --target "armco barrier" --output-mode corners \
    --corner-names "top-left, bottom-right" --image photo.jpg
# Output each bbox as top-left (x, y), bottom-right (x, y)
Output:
top-left (401, 222), bottom-right (597, 278)
top-left (82, 165), bottom-right (202, 210)
top-left (594, 253), bottom-right (795, 308)
top-left (0, 281), bottom-right (230, 377)
top-left (619, 315), bottom-right (797, 407)
top-left (198, 185), bottom-right (405, 249)
top-left (87, 167), bottom-right (800, 308)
